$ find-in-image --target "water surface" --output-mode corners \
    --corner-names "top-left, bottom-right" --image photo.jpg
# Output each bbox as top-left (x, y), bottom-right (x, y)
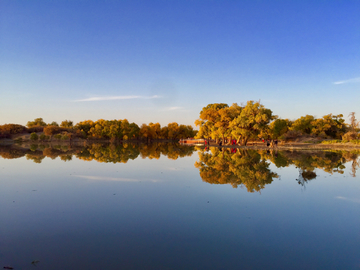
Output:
top-left (1, 144), bottom-right (359, 269)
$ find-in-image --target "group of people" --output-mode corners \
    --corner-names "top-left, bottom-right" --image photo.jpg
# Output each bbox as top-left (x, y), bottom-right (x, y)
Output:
top-left (205, 138), bottom-right (279, 148)
top-left (262, 138), bottom-right (278, 148)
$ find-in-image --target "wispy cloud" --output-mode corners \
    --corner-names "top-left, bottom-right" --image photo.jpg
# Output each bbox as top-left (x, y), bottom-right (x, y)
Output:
top-left (73, 95), bottom-right (161, 102)
top-left (72, 174), bottom-right (160, 182)
top-left (335, 196), bottom-right (360, 203)
top-left (159, 106), bottom-right (189, 112)
top-left (333, 77), bottom-right (360, 85)
top-left (167, 107), bottom-right (183, 111)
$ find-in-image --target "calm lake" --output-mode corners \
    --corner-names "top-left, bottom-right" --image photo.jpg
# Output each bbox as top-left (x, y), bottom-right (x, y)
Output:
top-left (1, 143), bottom-right (359, 269)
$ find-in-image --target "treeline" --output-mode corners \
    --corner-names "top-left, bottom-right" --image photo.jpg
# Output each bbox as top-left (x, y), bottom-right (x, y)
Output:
top-left (195, 101), bottom-right (359, 145)
top-left (0, 118), bottom-right (197, 141)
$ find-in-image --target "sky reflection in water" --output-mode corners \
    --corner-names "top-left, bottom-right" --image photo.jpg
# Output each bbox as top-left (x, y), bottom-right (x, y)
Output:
top-left (0, 144), bottom-right (359, 269)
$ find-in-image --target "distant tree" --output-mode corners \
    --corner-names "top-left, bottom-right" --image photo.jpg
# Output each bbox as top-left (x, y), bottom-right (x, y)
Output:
top-left (60, 120), bottom-right (73, 128)
top-left (49, 121), bottom-right (59, 126)
top-left (342, 112), bottom-right (360, 141)
top-left (27, 118), bottom-right (47, 128)
top-left (349, 112), bottom-right (359, 132)
top-left (290, 115), bottom-right (315, 134)
top-left (140, 123), bottom-right (155, 141)
top-left (311, 114), bottom-right (346, 138)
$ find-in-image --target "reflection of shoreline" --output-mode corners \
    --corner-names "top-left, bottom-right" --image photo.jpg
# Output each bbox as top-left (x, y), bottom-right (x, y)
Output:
top-left (195, 148), bottom-right (359, 192)
top-left (198, 143), bottom-right (360, 151)
top-left (0, 142), bottom-right (195, 163)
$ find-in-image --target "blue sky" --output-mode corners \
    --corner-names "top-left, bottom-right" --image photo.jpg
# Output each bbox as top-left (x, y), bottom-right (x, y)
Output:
top-left (1, 0), bottom-right (359, 127)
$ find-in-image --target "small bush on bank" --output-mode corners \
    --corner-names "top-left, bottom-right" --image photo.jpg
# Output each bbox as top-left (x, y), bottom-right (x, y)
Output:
top-left (30, 133), bottom-right (38, 141)
top-left (53, 134), bottom-right (61, 140)
top-left (279, 130), bottom-right (303, 141)
top-left (342, 131), bottom-right (359, 141)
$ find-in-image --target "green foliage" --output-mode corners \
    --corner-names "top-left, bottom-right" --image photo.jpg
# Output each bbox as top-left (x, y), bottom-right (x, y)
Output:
top-left (291, 115), bottom-right (315, 134)
top-left (291, 114), bottom-right (346, 139)
top-left (30, 132), bottom-right (38, 141)
top-left (53, 134), bottom-right (62, 140)
top-left (75, 119), bottom-right (140, 140)
top-left (60, 120), bottom-right (73, 128)
top-left (27, 118), bottom-right (47, 128)
top-left (39, 134), bottom-right (48, 141)
top-left (310, 114), bottom-right (346, 138)
top-left (49, 121), bottom-right (59, 126)
top-left (230, 101), bottom-right (274, 145)
top-left (268, 119), bottom-right (291, 139)
top-left (61, 134), bottom-right (69, 140)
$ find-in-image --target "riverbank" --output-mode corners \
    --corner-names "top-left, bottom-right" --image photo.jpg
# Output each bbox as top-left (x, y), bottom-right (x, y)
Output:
top-left (187, 141), bottom-right (360, 151)
top-left (2, 136), bottom-right (360, 151)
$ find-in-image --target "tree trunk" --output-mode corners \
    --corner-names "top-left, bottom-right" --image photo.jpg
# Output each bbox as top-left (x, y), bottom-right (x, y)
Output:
top-left (236, 136), bottom-right (242, 146)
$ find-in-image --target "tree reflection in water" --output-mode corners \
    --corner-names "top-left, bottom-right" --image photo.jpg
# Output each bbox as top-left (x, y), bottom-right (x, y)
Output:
top-left (195, 147), bottom-right (360, 191)
top-left (0, 144), bottom-right (359, 190)
top-left (195, 147), bottom-right (278, 192)
top-left (0, 143), bottom-right (195, 164)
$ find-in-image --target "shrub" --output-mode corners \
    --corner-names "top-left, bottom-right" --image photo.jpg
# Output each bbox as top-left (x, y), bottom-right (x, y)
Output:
top-left (30, 133), bottom-right (38, 141)
top-left (279, 130), bottom-right (303, 141)
top-left (39, 134), bottom-right (48, 141)
top-left (28, 126), bottom-right (44, 133)
top-left (61, 134), bottom-right (69, 140)
top-left (44, 126), bottom-right (64, 136)
top-left (0, 124), bottom-right (27, 134)
top-left (60, 120), bottom-right (73, 128)
top-left (342, 131), bottom-right (359, 141)
top-left (53, 134), bottom-right (62, 140)
top-left (27, 118), bottom-right (47, 128)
